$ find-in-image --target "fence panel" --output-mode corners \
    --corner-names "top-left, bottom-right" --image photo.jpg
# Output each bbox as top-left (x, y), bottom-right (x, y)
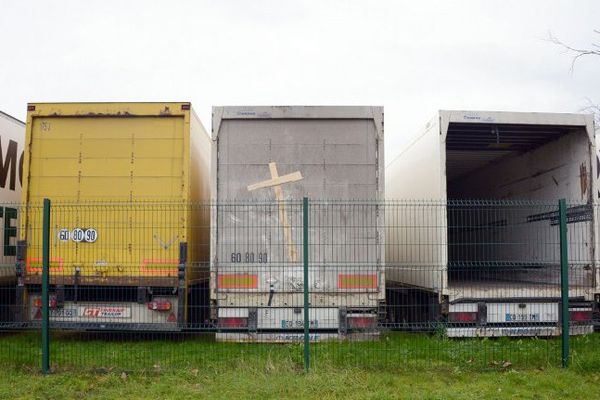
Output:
top-left (310, 200), bottom-right (594, 370)
top-left (0, 200), bottom-right (598, 373)
top-left (0, 203), bottom-right (41, 370)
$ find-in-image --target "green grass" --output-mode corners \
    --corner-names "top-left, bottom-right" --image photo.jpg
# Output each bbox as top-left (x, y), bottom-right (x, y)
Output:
top-left (2, 366), bottom-right (600, 399)
top-left (1, 331), bottom-right (599, 399)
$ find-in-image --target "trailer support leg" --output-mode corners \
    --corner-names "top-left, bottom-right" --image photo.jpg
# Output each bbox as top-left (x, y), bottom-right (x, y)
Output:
top-left (559, 198), bottom-right (569, 368)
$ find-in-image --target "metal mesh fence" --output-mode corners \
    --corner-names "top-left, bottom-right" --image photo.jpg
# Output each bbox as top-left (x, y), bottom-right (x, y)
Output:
top-left (0, 200), bottom-right (598, 373)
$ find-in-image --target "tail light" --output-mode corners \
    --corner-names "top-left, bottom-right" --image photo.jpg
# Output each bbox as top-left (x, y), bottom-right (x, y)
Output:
top-left (570, 310), bottom-right (592, 322)
top-left (167, 312), bottom-right (177, 323)
top-left (448, 312), bottom-right (477, 323)
top-left (147, 299), bottom-right (172, 311)
top-left (33, 296), bottom-right (57, 309)
top-left (219, 317), bottom-right (248, 328)
top-left (348, 315), bottom-right (377, 329)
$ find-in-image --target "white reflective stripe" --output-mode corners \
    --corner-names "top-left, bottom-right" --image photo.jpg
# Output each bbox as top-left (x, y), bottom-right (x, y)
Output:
top-left (449, 303), bottom-right (477, 312)
top-left (218, 308), bottom-right (249, 318)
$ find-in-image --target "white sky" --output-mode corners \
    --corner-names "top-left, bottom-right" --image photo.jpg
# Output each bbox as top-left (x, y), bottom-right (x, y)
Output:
top-left (1, 0), bottom-right (599, 161)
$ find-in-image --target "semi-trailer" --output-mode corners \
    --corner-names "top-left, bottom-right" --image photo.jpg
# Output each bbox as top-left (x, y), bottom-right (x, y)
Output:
top-left (386, 110), bottom-right (597, 337)
top-left (17, 102), bottom-right (211, 330)
top-left (0, 111), bottom-right (24, 282)
top-left (211, 106), bottom-right (384, 341)
top-left (0, 111), bottom-right (25, 323)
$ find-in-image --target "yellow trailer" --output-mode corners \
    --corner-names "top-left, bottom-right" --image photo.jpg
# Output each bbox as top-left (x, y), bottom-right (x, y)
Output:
top-left (17, 102), bottom-right (211, 329)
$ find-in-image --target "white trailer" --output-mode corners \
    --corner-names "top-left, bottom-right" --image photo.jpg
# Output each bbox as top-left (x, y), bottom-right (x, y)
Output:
top-left (386, 110), bottom-right (597, 337)
top-left (211, 106), bottom-right (385, 341)
top-left (0, 111), bottom-right (24, 284)
top-left (0, 110), bottom-right (24, 324)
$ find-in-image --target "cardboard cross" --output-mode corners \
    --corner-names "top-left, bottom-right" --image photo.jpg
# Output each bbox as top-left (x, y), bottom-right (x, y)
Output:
top-left (247, 162), bottom-right (303, 262)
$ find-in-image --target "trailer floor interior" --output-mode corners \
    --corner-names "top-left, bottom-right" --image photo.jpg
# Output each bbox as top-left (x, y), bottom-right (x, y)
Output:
top-left (446, 271), bottom-right (591, 301)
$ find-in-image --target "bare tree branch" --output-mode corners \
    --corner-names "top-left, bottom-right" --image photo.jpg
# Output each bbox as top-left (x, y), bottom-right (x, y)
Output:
top-left (549, 30), bottom-right (600, 131)
top-left (547, 30), bottom-right (600, 73)
top-left (581, 98), bottom-right (600, 132)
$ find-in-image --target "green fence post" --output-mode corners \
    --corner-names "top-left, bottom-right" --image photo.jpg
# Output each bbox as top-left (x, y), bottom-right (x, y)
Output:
top-left (303, 197), bottom-right (310, 372)
top-left (558, 198), bottom-right (569, 368)
top-left (42, 198), bottom-right (51, 374)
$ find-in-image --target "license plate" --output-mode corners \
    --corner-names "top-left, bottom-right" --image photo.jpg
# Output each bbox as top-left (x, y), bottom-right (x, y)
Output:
top-left (50, 308), bottom-right (76, 318)
top-left (505, 313), bottom-right (540, 322)
top-left (281, 319), bottom-right (319, 329)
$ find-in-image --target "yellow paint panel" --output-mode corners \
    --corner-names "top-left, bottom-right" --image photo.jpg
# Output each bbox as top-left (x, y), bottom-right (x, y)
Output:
top-left (29, 159), bottom-right (80, 177)
top-left (29, 178), bottom-right (80, 199)
top-left (133, 158), bottom-right (182, 177)
top-left (80, 139), bottom-right (133, 158)
top-left (29, 139), bottom-right (86, 159)
top-left (28, 206), bottom-right (185, 278)
top-left (78, 178), bottom-right (134, 197)
top-left (131, 178), bottom-right (183, 198)
top-left (26, 116), bottom-right (185, 201)
top-left (29, 114), bottom-right (185, 140)
top-left (21, 104), bottom-right (202, 282)
top-left (134, 139), bottom-right (185, 158)
top-left (82, 159), bottom-right (132, 176)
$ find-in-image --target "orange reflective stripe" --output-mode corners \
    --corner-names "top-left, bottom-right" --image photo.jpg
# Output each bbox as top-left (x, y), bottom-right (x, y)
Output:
top-left (338, 274), bottom-right (378, 289)
top-left (218, 274), bottom-right (258, 289)
top-left (26, 257), bottom-right (64, 273)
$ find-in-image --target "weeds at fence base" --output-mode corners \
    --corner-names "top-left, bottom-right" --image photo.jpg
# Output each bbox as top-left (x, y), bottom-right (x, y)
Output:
top-left (1, 331), bottom-right (598, 374)
top-left (2, 355), bottom-right (600, 399)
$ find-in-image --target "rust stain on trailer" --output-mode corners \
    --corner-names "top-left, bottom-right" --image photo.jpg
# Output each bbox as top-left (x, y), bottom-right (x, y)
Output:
top-left (80, 111), bottom-right (134, 117)
top-left (43, 111), bottom-right (138, 118)
top-left (580, 163), bottom-right (588, 198)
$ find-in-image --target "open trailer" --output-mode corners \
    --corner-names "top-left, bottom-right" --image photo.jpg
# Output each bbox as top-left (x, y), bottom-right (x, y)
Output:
top-left (386, 110), bottom-right (597, 337)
